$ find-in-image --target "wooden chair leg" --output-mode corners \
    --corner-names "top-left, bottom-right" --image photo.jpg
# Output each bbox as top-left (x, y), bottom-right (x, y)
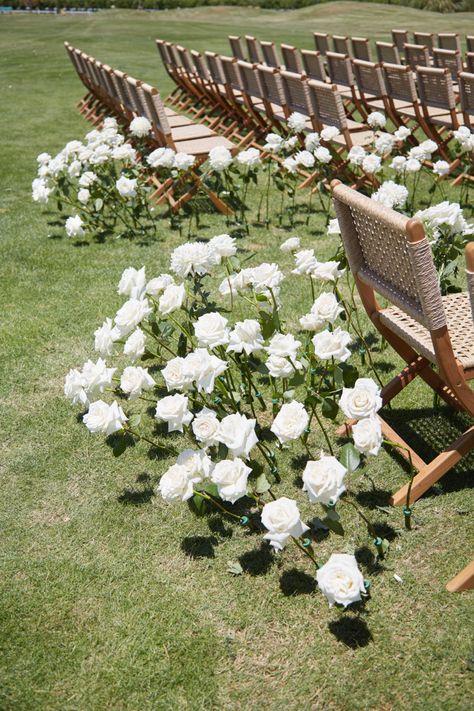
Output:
top-left (446, 560), bottom-right (474, 592)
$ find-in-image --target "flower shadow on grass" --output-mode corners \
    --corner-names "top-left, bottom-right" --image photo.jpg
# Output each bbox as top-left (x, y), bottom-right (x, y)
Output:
top-left (181, 535), bottom-right (219, 559)
top-left (239, 543), bottom-right (274, 576)
top-left (279, 568), bottom-right (316, 596)
top-left (328, 616), bottom-right (373, 649)
top-left (117, 472), bottom-right (154, 506)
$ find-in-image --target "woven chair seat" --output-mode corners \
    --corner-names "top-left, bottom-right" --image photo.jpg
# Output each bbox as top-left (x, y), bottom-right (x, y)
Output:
top-left (379, 292), bottom-right (474, 369)
top-left (429, 111), bottom-right (464, 127)
top-left (333, 129), bottom-right (374, 147)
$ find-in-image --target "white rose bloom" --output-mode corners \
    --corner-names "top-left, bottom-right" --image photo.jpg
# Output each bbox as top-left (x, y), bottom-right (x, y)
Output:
top-left (263, 133), bottom-right (284, 153)
top-left (339, 377), bottom-right (382, 419)
top-left (65, 215), bottom-right (85, 239)
top-left (250, 263), bottom-right (284, 293)
top-left (68, 160), bottom-right (82, 178)
top-left (47, 154), bottom-right (66, 177)
top-left (362, 154), bottom-right (382, 174)
top-left (37, 152), bottom-right (51, 165)
top-left (194, 312), bottom-right (230, 348)
top-left (112, 144), bottom-right (137, 163)
top-left (77, 188), bottom-right (90, 205)
top-left (217, 412), bottom-right (258, 459)
top-left (321, 126), bottom-right (340, 142)
top-left (158, 463), bottom-right (200, 503)
top-left (266, 332), bottom-right (301, 360)
top-left (64, 368), bottom-right (87, 406)
top-left (371, 180), bottom-right (409, 210)
top-left (316, 553), bottom-right (366, 607)
top-left (170, 241), bottom-right (217, 278)
top-left (367, 111), bottom-right (386, 129)
top-left (348, 146), bottom-right (366, 166)
top-left (283, 157), bottom-right (298, 174)
top-left (116, 176), bottom-right (137, 199)
top-left (452, 125), bottom-right (474, 152)
top-left (211, 458), bottom-right (251, 504)
top-left (209, 146), bottom-right (233, 171)
top-left (208, 233), bottom-right (237, 261)
top-left (303, 454), bottom-right (347, 504)
top-left (192, 407), bottom-right (220, 446)
top-left (304, 291), bottom-right (343, 330)
top-left (311, 260), bottom-right (345, 282)
top-left (237, 147), bottom-right (261, 167)
top-left (292, 248), bottom-right (318, 275)
top-left (174, 152), bottom-right (196, 171)
top-left (287, 112), bottom-right (307, 132)
top-left (352, 416), bottom-right (383, 456)
top-left (158, 283), bottom-right (185, 315)
top-left (415, 201), bottom-right (471, 238)
top-left (374, 132), bottom-right (396, 155)
top-left (408, 146), bottom-right (426, 162)
top-left (89, 143), bottom-right (112, 165)
top-left (312, 327), bottom-right (352, 362)
top-left (115, 297), bottom-right (152, 337)
top-left (183, 348), bottom-right (227, 393)
top-left (123, 328), bottom-right (146, 362)
top-left (390, 155), bottom-right (407, 173)
top-left (177, 448), bottom-right (213, 479)
top-left (227, 319), bottom-right (264, 355)
top-left (271, 401), bottom-right (309, 444)
top-left (394, 126), bottom-right (411, 141)
top-left (261, 497), bottom-right (310, 551)
top-left (417, 139), bottom-right (437, 160)
top-left (433, 160), bottom-right (450, 177)
top-left (305, 132), bottom-right (320, 151)
top-left (129, 116), bottom-right (152, 137)
top-left (155, 393), bottom-right (193, 432)
top-left (280, 236), bottom-right (301, 252)
top-left (218, 269), bottom-right (253, 297)
top-left (295, 150), bottom-right (315, 168)
top-left (266, 354), bottom-right (301, 378)
top-left (103, 117), bottom-right (118, 129)
top-left (146, 273), bottom-right (174, 295)
top-left (327, 218), bottom-right (341, 235)
top-left (31, 178), bottom-right (51, 204)
top-left (299, 312), bottom-right (325, 332)
top-left (161, 356), bottom-right (191, 392)
top-left (94, 317), bottom-right (120, 356)
top-left (314, 146), bottom-right (332, 164)
top-left (79, 171), bottom-right (97, 187)
top-left (83, 400), bottom-right (127, 435)
top-left (147, 147), bottom-right (176, 169)
top-left (81, 358), bottom-right (116, 401)
top-left (118, 266), bottom-right (146, 298)
top-left (120, 365), bottom-right (155, 400)
top-left (405, 158), bottom-right (421, 173)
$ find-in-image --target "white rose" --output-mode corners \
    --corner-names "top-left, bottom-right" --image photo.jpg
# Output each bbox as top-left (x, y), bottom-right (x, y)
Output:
top-left (174, 152), bottom-right (195, 171)
top-left (314, 146), bottom-right (332, 164)
top-left (94, 317), bottom-right (120, 356)
top-left (170, 242), bottom-right (217, 278)
top-left (280, 236), bottom-right (300, 252)
top-left (292, 249), bottom-right (318, 275)
top-left (321, 126), bottom-right (340, 142)
top-left (211, 458), bottom-right (251, 503)
top-left (295, 150), bottom-right (315, 168)
top-left (192, 407), bottom-right (220, 446)
top-left (208, 233), bottom-right (237, 261)
top-left (130, 116), bottom-right (152, 137)
top-left (390, 156), bottom-right (407, 173)
top-left (283, 157), bottom-right (298, 174)
top-left (65, 215), bottom-right (84, 239)
top-left (288, 112), bottom-right (307, 133)
top-left (183, 349), bottom-right (227, 394)
top-left (348, 146), bottom-right (366, 166)
top-left (271, 401), bottom-right (309, 444)
top-left (303, 454), bottom-right (347, 504)
top-left (405, 158), bottom-right (421, 173)
top-left (237, 147), bottom-right (261, 167)
top-left (37, 152), bottom-right (51, 165)
top-left (31, 178), bottom-right (51, 204)
top-left (372, 180), bottom-right (408, 210)
top-left (146, 273), bottom-right (174, 296)
top-left (367, 111), bottom-right (386, 129)
top-left (283, 136), bottom-right (298, 150)
top-left (316, 553), bottom-right (366, 607)
top-left (209, 146), bottom-right (233, 171)
top-left (77, 188), bottom-right (90, 204)
top-left (81, 358), bottom-right (116, 401)
top-left (120, 366), bottom-right (155, 399)
top-left (227, 319), bottom-right (264, 355)
top-left (261, 497), bottom-right (310, 551)
top-left (176, 448), bottom-right (213, 479)
top-left (194, 312), bottom-right (229, 348)
top-left (264, 133), bottom-right (284, 153)
top-left (112, 144), bottom-right (137, 163)
top-left (352, 416), bottom-right (383, 456)
top-left (305, 132), bottom-right (320, 151)
top-left (394, 126), bottom-right (411, 141)
top-left (375, 132), bottom-right (396, 155)
top-left (158, 464), bottom-right (200, 503)
top-left (362, 154), bottom-right (382, 174)
top-left (311, 260), bottom-right (344, 282)
top-left (118, 266), bottom-right (146, 298)
top-left (250, 263), bottom-right (284, 292)
top-left (83, 400), bottom-right (127, 435)
top-left (433, 160), bottom-right (450, 177)
top-left (115, 297), bottom-right (152, 337)
top-left (79, 171), bottom-right (97, 187)
top-left (116, 176), bottom-right (137, 199)
top-left (216, 413), bottom-right (258, 459)
top-left (68, 160), bottom-right (82, 178)
top-left (339, 377), bottom-right (382, 419)
top-left (147, 147), bottom-right (176, 169)
top-left (123, 328), bottom-right (146, 362)
top-left (266, 332), bottom-right (301, 360)
top-left (159, 283), bottom-right (185, 315)
top-left (218, 269), bottom-right (253, 298)
top-left (161, 356), bottom-right (191, 392)
top-left (266, 354), bottom-right (301, 378)
top-left (311, 292), bottom-right (343, 324)
top-left (312, 327), bottom-right (352, 362)
top-left (155, 393), bottom-right (193, 432)
top-left (64, 368), bottom-right (87, 406)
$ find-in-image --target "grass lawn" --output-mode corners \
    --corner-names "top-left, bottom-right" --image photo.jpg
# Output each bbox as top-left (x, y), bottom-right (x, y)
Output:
top-left (1, 5), bottom-right (474, 709)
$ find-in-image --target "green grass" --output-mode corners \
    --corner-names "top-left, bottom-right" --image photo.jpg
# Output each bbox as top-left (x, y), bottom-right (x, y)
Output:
top-left (1, 5), bottom-right (474, 710)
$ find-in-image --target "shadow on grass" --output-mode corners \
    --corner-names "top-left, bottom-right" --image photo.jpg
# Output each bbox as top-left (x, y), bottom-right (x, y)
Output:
top-left (280, 568), bottom-right (316, 596)
top-left (328, 616), bottom-right (373, 648)
top-left (239, 543), bottom-right (273, 576)
top-left (118, 472), bottom-right (154, 506)
top-left (181, 535), bottom-right (218, 559)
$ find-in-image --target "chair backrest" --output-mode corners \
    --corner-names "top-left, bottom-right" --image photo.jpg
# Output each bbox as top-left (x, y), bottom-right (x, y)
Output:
top-left (205, 52), bottom-right (225, 85)
top-left (467, 36), bottom-right (474, 53)
top-left (326, 51), bottom-right (355, 87)
top-left (176, 44), bottom-right (196, 76)
top-left (237, 60), bottom-right (264, 101)
top-left (220, 55), bottom-right (243, 93)
top-left (281, 44), bottom-right (302, 74)
top-left (433, 48), bottom-right (463, 81)
top-left (459, 71), bottom-right (474, 122)
top-left (301, 49), bottom-right (327, 83)
top-left (376, 41), bottom-right (401, 66)
top-left (140, 82), bottom-right (173, 142)
top-left (392, 29), bottom-right (410, 53)
top-left (112, 69), bottom-right (132, 111)
top-left (314, 32), bottom-right (331, 56)
top-left (100, 63), bottom-right (118, 101)
top-left (333, 35), bottom-right (350, 55)
top-left (351, 37), bottom-right (371, 62)
top-left (405, 43), bottom-right (430, 71)
top-left (126, 75), bottom-right (146, 116)
top-left (413, 32), bottom-right (435, 54)
top-left (467, 52), bottom-right (474, 74)
top-left (246, 35), bottom-right (263, 64)
top-left (416, 66), bottom-right (457, 112)
top-left (438, 32), bottom-right (461, 53)
top-left (192, 50), bottom-right (210, 82)
top-left (382, 62), bottom-right (418, 103)
top-left (156, 39), bottom-right (174, 78)
top-left (280, 69), bottom-right (310, 116)
top-left (261, 40), bottom-right (280, 68)
top-left (307, 79), bottom-right (347, 131)
top-left (332, 181), bottom-right (447, 333)
top-left (229, 35), bottom-right (246, 61)
top-left (256, 64), bottom-right (286, 110)
top-left (353, 59), bottom-right (386, 99)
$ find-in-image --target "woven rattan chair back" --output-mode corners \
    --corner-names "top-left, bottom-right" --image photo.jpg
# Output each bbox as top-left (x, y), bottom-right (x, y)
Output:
top-left (351, 37), bottom-right (371, 62)
top-left (140, 82), bottom-right (172, 141)
top-left (192, 51), bottom-right (211, 82)
top-left (459, 72), bottom-right (474, 124)
top-left (333, 35), bottom-right (350, 55)
top-left (314, 32), bottom-right (331, 56)
top-left (416, 66), bottom-right (457, 112)
top-left (301, 49), bottom-right (328, 83)
top-left (438, 33), bottom-right (461, 53)
top-left (237, 60), bottom-right (264, 101)
top-left (205, 52), bottom-right (226, 86)
top-left (176, 45), bottom-right (196, 76)
top-left (405, 43), bottom-right (430, 71)
top-left (414, 32), bottom-right (435, 55)
top-left (466, 53), bottom-right (474, 74)
top-left (392, 29), bottom-right (410, 54)
top-left (382, 62), bottom-right (418, 103)
top-left (467, 36), bottom-right (474, 53)
top-left (353, 59), bottom-right (386, 98)
top-left (376, 42), bottom-right (401, 66)
top-left (433, 48), bottom-right (463, 81)
top-left (257, 64), bottom-right (286, 110)
top-left (246, 36), bottom-right (263, 64)
top-left (261, 41), bottom-right (280, 68)
top-left (326, 51), bottom-right (354, 87)
top-left (220, 55), bottom-right (243, 94)
top-left (307, 80), bottom-right (347, 130)
top-left (229, 36), bottom-right (246, 61)
top-left (280, 70), bottom-right (311, 116)
top-left (281, 44), bottom-right (302, 74)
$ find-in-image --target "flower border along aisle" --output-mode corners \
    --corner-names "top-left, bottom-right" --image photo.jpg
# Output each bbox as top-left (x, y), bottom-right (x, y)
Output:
top-left (64, 233), bottom-right (412, 611)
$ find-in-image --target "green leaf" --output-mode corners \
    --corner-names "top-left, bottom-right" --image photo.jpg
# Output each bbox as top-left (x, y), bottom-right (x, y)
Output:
top-left (322, 514), bottom-right (345, 536)
top-left (321, 398), bottom-right (338, 420)
top-left (333, 366), bottom-right (344, 387)
top-left (191, 493), bottom-right (207, 516)
top-left (177, 332), bottom-right (187, 357)
top-left (340, 363), bottom-right (359, 388)
top-left (339, 443), bottom-right (361, 472)
top-left (227, 561), bottom-right (243, 576)
top-left (128, 413), bottom-right (142, 429)
top-left (260, 311), bottom-right (277, 340)
top-left (255, 473), bottom-right (271, 494)
top-left (202, 482), bottom-right (219, 498)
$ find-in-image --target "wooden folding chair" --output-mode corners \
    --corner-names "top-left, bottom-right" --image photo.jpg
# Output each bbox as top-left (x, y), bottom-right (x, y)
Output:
top-left (459, 71), bottom-right (474, 129)
top-left (261, 41), bottom-right (280, 69)
top-left (246, 36), bottom-right (263, 64)
top-left (433, 48), bottom-right (464, 82)
top-left (392, 29), bottom-right (410, 58)
top-left (301, 49), bottom-right (328, 84)
top-left (466, 53), bottom-right (474, 74)
top-left (351, 37), bottom-right (371, 62)
top-left (376, 42), bottom-right (401, 67)
top-left (352, 59), bottom-right (392, 118)
top-left (333, 35), bottom-right (350, 56)
top-left (256, 64), bottom-right (288, 128)
top-left (467, 36), bottom-right (474, 54)
top-left (229, 35), bottom-right (247, 62)
top-left (333, 180), bottom-right (474, 506)
top-left (438, 32), bottom-right (461, 54)
top-left (414, 32), bottom-right (435, 56)
top-left (446, 560), bottom-right (474, 592)
top-left (314, 32), bottom-right (331, 57)
top-left (325, 51), bottom-right (366, 118)
top-left (281, 44), bottom-right (303, 74)
top-left (416, 66), bottom-right (463, 156)
top-left (382, 62), bottom-right (434, 140)
top-left (279, 69), bottom-right (313, 129)
top-left (405, 43), bottom-right (430, 72)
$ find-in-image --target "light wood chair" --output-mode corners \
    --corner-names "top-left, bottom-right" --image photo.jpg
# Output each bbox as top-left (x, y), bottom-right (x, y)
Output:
top-left (332, 180), bottom-right (474, 507)
top-left (446, 560), bottom-right (474, 592)
top-left (404, 43), bottom-right (431, 71)
top-left (414, 32), bottom-right (435, 56)
top-left (467, 36), bottom-right (474, 53)
top-left (314, 32), bottom-right (331, 57)
top-left (376, 42), bottom-right (401, 67)
top-left (392, 29), bottom-right (410, 57)
top-left (229, 35), bottom-right (247, 62)
top-left (301, 49), bottom-right (328, 84)
top-left (333, 35), bottom-right (350, 56)
top-left (281, 44), bottom-right (303, 74)
top-left (433, 48), bottom-right (464, 82)
top-left (466, 53), bottom-right (474, 74)
top-left (351, 37), bottom-right (372, 62)
top-left (438, 32), bottom-right (462, 54)
top-left (246, 35), bottom-right (263, 64)
top-left (261, 40), bottom-right (280, 69)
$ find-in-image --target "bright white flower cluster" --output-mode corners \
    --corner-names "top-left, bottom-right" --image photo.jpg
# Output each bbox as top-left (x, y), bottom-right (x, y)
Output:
top-left (415, 201), bottom-right (474, 240)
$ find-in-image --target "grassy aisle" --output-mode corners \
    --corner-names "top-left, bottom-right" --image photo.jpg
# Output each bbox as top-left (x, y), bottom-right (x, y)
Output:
top-left (1, 7), bottom-right (473, 710)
